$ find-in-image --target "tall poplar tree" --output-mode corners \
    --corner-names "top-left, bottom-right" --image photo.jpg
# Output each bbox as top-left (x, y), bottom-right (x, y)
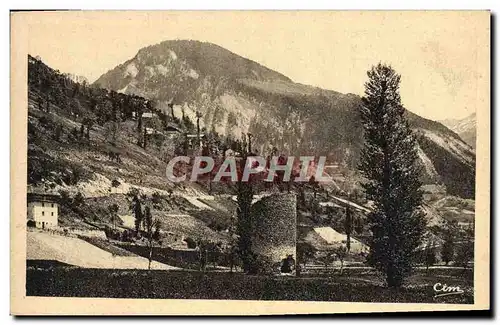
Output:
top-left (359, 63), bottom-right (426, 287)
top-left (236, 141), bottom-right (255, 273)
top-left (344, 205), bottom-right (353, 252)
top-left (131, 195), bottom-right (143, 236)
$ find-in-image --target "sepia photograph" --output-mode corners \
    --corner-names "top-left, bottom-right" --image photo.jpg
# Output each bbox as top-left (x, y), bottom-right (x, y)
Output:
top-left (10, 10), bottom-right (491, 315)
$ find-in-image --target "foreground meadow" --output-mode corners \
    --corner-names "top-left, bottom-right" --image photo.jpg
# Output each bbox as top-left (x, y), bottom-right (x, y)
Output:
top-left (26, 267), bottom-right (473, 304)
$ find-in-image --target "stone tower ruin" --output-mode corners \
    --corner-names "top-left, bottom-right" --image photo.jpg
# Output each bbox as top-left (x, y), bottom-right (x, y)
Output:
top-left (250, 193), bottom-right (297, 274)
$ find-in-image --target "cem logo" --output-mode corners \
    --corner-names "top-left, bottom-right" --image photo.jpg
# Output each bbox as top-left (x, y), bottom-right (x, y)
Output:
top-left (433, 283), bottom-right (465, 298)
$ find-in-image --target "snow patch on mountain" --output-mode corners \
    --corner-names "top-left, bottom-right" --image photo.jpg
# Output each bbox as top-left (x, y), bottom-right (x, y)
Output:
top-left (124, 63), bottom-right (139, 78)
top-left (118, 85), bottom-right (129, 94)
top-left (168, 49), bottom-right (178, 61)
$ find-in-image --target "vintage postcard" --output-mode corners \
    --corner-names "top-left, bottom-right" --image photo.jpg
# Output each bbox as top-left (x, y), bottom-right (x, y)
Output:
top-left (10, 11), bottom-right (490, 315)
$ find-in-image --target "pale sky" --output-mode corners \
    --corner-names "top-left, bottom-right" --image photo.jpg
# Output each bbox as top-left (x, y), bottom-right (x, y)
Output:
top-left (15, 11), bottom-right (489, 121)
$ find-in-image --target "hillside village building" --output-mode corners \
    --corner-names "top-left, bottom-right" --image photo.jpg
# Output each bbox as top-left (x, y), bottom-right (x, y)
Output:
top-left (109, 185), bottom-right (125, 194)
top-left (131, 111), bottom-right (157, 119)
top-left (27, 193), bottom-right (59, 229)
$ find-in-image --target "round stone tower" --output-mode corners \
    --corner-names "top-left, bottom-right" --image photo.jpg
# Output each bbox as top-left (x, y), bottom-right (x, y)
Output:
top-left (250, 193), bottom-right (297, 274)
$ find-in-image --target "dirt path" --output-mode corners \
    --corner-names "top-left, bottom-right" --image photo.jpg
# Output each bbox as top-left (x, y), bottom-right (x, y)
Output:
top-left (27, 231), bottom-right (180, 270)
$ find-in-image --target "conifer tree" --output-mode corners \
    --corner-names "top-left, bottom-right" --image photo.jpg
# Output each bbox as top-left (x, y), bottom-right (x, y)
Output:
top-left (441, 221), bottom-right (455, 265)
top-left (142, 205), bottom-right (160, 270)
top-left (424, 241), bottom-right (437, 270)
top-left (344, 205), bottom-right (353, 252)
top-left (359, 63), bottom-right (426, 287)
top-left (236, 145), bottom-right (255, 273)
top-left (455, 222), bottom-right (474, 270)
top-left (131, 195), bottom-right (143, 236)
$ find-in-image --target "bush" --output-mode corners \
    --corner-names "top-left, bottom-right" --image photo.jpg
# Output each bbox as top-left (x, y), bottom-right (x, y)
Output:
top-left (191, 210), bottom-right (232, 232)
top-left (127, 187), bottom-right (140, 198)
top-left (184, 237), bottom-right (197, 249)
top-left (27, 220), bottom-right (36, 228)
top-left (73, 192), bottom-right (85, 207)
top-left (38, 115), bottom-right (52, 128)
top-left (151, 191), bottom-right (166, 209)
top-left (280, 255), bottom-right (296, 273)
top-left (59, 190), bottom-right (71, 204)
top-left (297, 242), bottom-right (317, 267)
top-left (69, 127), bottom-right (79, 141)
top-left (70, 165), bottom-right (85, 185)
top-left (121, 230), bottom-right (132, 242)
top-left (104, 226), bottom-right (121, 240)
top-left (62, 165), bottom-right (88, 185)
top-left (247, 254), bottom-right (278, 275)
top-left (111, 179), bottom-right (121, 188)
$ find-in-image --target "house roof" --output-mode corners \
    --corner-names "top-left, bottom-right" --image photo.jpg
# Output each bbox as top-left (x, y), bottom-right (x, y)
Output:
top-left (165, 123), bottom-right (182, 133)
top-left (186, 134), bottom-right (205, 138)
top-left (314, 227), bottom-right (346, 244)
top-left (313, 227), bottom-right (366, 247)
top-left (27, 192), bottom-right (60, 203)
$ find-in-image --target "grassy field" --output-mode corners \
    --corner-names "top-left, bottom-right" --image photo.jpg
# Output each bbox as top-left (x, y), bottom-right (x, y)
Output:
top-left (26, 267), bottom-right (473, 303)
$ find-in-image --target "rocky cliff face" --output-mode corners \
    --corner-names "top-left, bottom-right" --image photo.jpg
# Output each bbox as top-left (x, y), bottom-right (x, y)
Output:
top-left (63, 73), bottom-right (89, 85)
top-left (94, 40), bottom-right (476, 198)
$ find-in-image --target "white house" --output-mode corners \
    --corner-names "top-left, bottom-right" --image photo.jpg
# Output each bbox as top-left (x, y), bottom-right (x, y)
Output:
top-left (109, 186), bottom-right (125, 194)
top-left (27, 193), bottom-right (59, 229)
top-left (132, 111), bottom-right (157, 119)
top-left (144, 127), bottom-right (155, 135)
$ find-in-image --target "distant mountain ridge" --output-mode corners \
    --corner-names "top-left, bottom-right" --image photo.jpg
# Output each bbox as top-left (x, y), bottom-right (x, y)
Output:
top-left (93, 40), bottom-right (476, 199)
top-left (440, 113), bottom-right (476, 149)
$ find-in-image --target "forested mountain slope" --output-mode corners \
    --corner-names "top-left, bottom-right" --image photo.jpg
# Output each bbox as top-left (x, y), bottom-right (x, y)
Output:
top-left (94, 40), bottom-right (476, 198)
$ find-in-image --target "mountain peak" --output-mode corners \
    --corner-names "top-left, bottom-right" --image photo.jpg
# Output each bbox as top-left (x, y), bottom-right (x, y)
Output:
top-left (93, 39), bottom-right (292, 102)
top-left (142, 39), bottom-right (292, 82)
top-left (439, 112), bottom-right (476, 148)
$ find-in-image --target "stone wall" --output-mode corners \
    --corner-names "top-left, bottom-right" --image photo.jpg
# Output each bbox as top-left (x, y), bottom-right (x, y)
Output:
top-left (66, 229), bottom-right (108, 239)
top-left (27, 227), bottom-right (107, 240)
top-left (250, 193), bottom-right (297, 274)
